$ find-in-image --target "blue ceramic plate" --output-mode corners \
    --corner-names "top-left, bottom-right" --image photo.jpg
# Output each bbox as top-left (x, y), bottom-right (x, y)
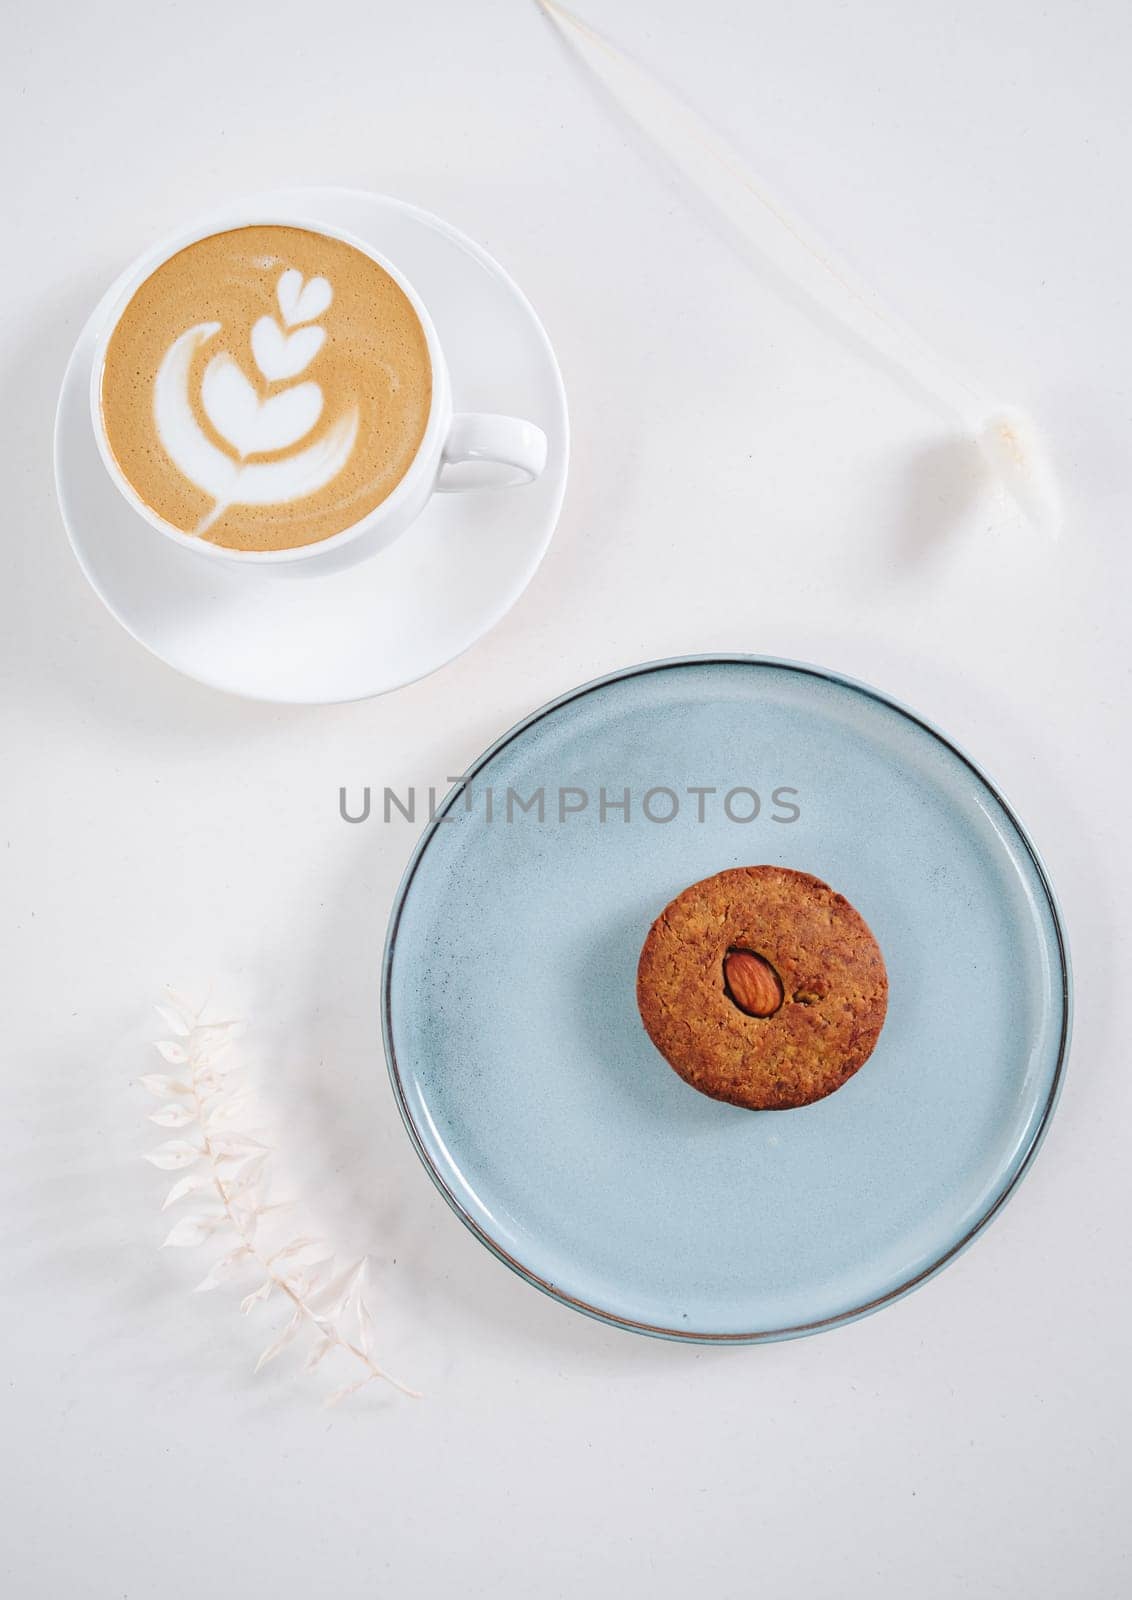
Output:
top-left (383, 658), bottom-right (1070, 1340)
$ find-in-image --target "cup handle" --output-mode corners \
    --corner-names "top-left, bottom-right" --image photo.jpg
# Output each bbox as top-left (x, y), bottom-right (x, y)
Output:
top-left (436, 413), bottom-right (548, 492)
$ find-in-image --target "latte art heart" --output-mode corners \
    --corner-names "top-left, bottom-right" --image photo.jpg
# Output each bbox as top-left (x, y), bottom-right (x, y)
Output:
top-left (276, 268), bottom-right (333, 327)
top-left (250, 316), bottom-right (325, 382)
top-left (200, 354), bottom-right (324, 458)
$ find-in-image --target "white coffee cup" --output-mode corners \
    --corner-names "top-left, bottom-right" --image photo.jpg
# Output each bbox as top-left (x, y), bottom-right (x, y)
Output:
top-left (88, 215), bottom-right (548, 575)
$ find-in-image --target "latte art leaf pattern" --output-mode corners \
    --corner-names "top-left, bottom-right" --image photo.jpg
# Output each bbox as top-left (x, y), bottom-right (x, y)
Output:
top-left (151, 269), bottom-right (356, 532)
top-left (100, 225), bottom-right (433, 550)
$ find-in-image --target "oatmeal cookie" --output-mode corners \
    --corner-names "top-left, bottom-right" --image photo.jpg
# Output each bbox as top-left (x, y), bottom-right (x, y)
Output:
top-left (636, 866), bottom-right (888, 1110)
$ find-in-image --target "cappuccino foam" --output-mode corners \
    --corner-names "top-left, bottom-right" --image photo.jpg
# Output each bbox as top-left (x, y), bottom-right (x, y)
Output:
top-left (100, 225), bottom-right (432, 551)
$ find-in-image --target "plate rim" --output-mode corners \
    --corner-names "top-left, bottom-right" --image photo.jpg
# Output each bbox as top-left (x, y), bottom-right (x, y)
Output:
top-left (381, 654), bottom-right (1073, 1342)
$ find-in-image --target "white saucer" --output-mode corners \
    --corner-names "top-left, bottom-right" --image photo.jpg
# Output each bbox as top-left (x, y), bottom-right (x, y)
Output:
top-left (54, 188), bottom-right (569, 703)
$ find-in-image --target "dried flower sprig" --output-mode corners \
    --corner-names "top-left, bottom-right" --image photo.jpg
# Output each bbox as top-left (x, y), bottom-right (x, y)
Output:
top-left (536, 0), bottom-right (1062, 538)
top-left (141, 990), bottom-right (418, 1406)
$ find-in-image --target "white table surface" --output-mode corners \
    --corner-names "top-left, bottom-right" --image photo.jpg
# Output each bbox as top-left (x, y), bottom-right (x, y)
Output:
top-left (3, 1), bottom-right (1130, 1595)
